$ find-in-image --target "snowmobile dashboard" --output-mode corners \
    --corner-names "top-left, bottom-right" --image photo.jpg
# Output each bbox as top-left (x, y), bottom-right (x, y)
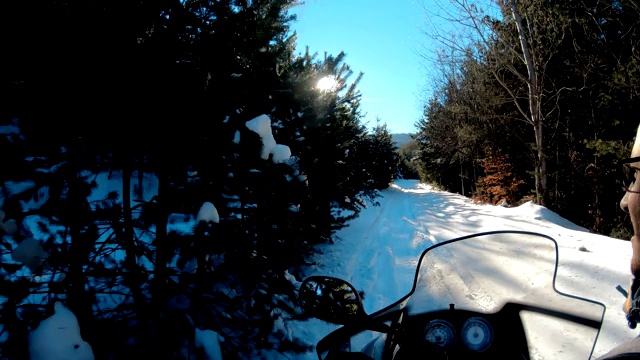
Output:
top-left (387, 304), bottom-right (529, 360)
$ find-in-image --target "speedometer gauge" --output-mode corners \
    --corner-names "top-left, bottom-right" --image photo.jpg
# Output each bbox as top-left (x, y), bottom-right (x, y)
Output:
top-left (461, 317), bottom-right (493, 352)
top-left (423, 320), bottom-right (456, 347)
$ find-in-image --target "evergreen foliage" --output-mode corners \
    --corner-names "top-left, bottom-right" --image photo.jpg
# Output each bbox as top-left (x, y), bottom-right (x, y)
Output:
top-left (396, 139), bottom-right (421, 180)
top-left (366, 122), bottom-right (399, 190)
top-left (0, 0), bottom-right (399, 359)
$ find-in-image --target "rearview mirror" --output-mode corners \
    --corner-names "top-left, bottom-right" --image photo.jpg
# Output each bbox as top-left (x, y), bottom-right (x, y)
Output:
top-left (299, 276), bottom-right (366, 324)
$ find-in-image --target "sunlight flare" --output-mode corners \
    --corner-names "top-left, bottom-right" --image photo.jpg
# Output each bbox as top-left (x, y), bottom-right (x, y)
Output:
top-left (316, 76), bottom-right (337, 91)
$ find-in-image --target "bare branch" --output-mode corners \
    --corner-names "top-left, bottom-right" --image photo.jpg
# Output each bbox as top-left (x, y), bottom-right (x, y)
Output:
top-left (491, 71), bottom-right (531, 124)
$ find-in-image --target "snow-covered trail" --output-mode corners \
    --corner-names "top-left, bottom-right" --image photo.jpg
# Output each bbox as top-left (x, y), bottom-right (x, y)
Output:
top-left (288, 180), bottom-right (638, 359)
top-left (308, 183), bottom-right (433, 312)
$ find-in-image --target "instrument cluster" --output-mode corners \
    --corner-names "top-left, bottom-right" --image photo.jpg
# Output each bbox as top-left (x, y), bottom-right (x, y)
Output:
top-left (423, 316), bottom-right (494, 352)
top-left (392, 306), bottom-right (529, 359)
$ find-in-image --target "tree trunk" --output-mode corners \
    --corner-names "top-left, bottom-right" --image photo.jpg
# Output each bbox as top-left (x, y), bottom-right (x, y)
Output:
top-left (66, 147), bottom-right (93, 346)
top-left (508, 0), bottom-right (547, 206)
top-left (460, 160), bottom-right (465, 196)
top-left (137, 163), bottom-right (144, 201)
top-left (121, 162), bottom-right (148, 321)
top-left (152, 168), bottom-right (171, 355)
top-left (122, 164), bottom-right (136, 272)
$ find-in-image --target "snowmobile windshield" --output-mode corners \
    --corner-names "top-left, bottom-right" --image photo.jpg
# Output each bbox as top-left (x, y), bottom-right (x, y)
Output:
top-left (405, 230), bottom-right (605, 359)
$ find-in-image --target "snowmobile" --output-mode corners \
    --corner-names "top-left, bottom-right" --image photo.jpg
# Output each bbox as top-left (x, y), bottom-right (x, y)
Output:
top-left (298, 230), bottom-right (639, 359)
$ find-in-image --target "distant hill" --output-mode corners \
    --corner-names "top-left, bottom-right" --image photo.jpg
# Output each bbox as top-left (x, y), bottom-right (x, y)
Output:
top-left (392, 133), bottom-right (414, 147)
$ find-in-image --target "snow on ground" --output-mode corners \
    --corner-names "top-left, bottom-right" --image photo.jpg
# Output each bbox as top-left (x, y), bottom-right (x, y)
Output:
top-left (29, 302), bottom-right (94, 360)
top-left (287, 179), bottom-right (638, 359)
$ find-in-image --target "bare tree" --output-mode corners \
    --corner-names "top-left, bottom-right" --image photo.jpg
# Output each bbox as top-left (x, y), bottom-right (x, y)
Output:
top-left (420, 0), bottom-right (570, 205)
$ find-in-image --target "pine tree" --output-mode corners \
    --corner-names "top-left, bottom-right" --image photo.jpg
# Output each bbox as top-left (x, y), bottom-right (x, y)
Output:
top-left (397, 139), bottom-right (421, 180)
top-left (0, 0), bottom-right (392, 358)
top-left (365, 121), bottom-right (399, 190)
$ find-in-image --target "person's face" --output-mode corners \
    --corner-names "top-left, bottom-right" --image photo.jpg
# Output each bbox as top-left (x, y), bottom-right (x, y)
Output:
top-left (620, 156), bottom-right (640, 277)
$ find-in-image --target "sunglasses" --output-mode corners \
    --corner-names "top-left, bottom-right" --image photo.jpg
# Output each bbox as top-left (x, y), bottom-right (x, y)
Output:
top-left (622, 156), bottom-right (640, 193)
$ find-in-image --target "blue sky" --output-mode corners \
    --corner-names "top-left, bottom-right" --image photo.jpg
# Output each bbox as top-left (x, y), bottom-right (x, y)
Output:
top-left (290, 0), bottom-right (428, 135)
